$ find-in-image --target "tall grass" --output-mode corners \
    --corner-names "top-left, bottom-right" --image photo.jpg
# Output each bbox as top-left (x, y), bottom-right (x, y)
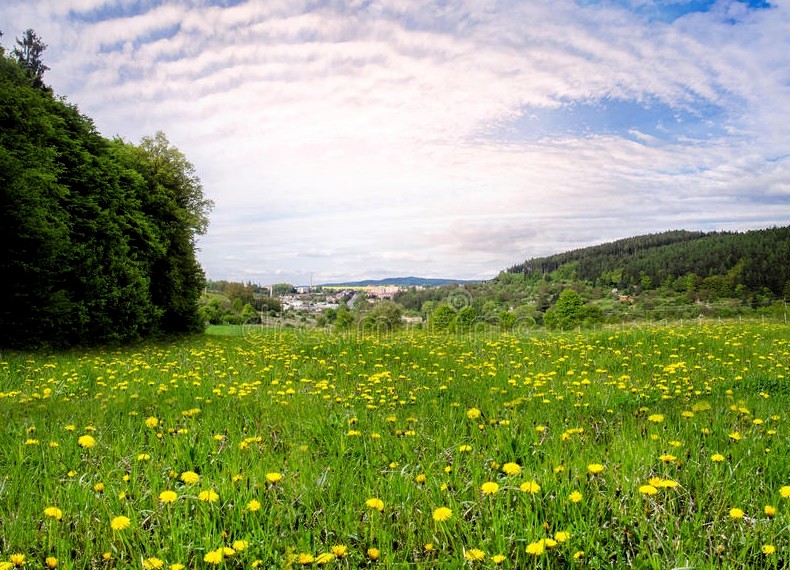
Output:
top-left (0, 322), bottom-right (787, 568)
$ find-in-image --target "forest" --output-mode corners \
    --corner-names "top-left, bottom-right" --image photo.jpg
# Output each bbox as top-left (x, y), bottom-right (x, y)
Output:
top-left (0, 30), bottom-right (212, 348)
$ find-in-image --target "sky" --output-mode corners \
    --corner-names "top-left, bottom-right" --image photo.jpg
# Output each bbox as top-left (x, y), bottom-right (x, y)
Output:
top-left (2, 0), bottom-right (789, 285)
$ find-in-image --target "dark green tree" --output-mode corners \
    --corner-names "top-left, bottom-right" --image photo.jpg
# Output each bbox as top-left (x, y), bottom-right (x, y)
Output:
top-left (13, 29), bottom-right (49, 88)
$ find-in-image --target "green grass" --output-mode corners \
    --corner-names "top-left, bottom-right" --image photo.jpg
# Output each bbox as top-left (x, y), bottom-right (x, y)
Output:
top-left (0, 323), bottom-right (788, 568)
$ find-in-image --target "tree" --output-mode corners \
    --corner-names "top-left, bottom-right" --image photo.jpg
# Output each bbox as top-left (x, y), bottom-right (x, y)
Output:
top-left (364, 300), bottom-right (402, 333)
top-left (429, 304), bottom-right (456, 331)
top-left (544, 289), bottom-right (583, 330)
top-left (13, 29), bottom-right (49, 88)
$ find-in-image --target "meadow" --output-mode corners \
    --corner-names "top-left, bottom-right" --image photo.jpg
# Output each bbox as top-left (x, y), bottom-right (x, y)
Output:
top-left (0, 323), bottom-right (788, 569)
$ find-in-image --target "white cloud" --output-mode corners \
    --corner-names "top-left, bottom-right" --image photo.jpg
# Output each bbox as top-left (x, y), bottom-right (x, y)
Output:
top-left (3, 0), bottom-right (789, 284)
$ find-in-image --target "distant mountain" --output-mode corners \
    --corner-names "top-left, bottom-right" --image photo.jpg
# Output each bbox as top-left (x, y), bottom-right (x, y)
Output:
top-left (322, 276), bottom-right (477, 287)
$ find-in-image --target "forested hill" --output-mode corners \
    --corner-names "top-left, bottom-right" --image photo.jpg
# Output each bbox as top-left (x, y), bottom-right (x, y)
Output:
top-left (1, 32), bottom-right (212, 348)
top-left (506, 227), bottom-right (790, 298)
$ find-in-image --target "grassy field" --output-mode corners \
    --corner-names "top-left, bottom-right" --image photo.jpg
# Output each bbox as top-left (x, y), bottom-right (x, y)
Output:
top-left (0, 323), bottom-right (788, 569)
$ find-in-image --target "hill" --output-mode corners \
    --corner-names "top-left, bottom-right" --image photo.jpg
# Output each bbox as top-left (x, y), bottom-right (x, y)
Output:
top-left (322, 276), bottom-right (477, 287)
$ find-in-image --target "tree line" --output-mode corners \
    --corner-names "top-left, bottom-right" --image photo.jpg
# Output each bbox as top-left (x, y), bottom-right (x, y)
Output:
top-left (1, 30), bottom-right (212, 348)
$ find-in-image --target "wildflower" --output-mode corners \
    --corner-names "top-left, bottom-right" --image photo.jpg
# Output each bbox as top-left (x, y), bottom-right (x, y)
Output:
top-left (491, 554), bottom-right (506, 564)
top-left (459, 444), bottom-right (472, 452)
top-left (45, 558), bottom-right (57, 569)
top-left (159, 490), bottom-right (177, 504)
top-left (180, 471), bottom-right (199, 484)
top-left (170, 565), bottom-right (185, 570)
top-left (315, 553), bottom-right (334, 565)
top-left (639, 485), bottom-right (658, 496)
top-left (432, 506), bottom-right (453, 522)
top-left (367, 548), bottom-right (380, 560)
top-left (77, 435), bottom-right (96, 448)
top-left (762, 545), bottom-right (776, 555)
top-left (525, 540), bottom-right (545, 556)
top-left (110, 516), bottom-right (131, 531)
top-left (656, 479), bottom-right (679, 488)
top-left (729, 508), bottom-right (744, 520)
top-left (711, 454), bottom-right (725, 462)
top-left (233, 540), bottom-right (249, 551)
top-left (424, 544), bottom-right (434, 552)
top-left (481, 481), bottom-right (499, 495)
top-left (464, 549), bottom-right (485, 561)
top-left (296, 553), bottom-right (314, 564)
top-left (520, 481), bottom-right (541, 494)
top-left (9, 554), bottom-right (25, 567)
top-left (554, 531), bottom-right (570, 543)
top-left (102, 553), bottom-right (112, 561)
top-left (265, 472), bottom-right (283, 484)
top-left (247, 499), bottom-right (261, 512)
top-left (203, 549), bottom-right (223, 564)
top-left (466, 408), bottom-right (481, 419)
top-left (659, 454), bottom-right (676, 463)
top-left (142, 558), bottom-right (163, 570)
top-left (647, 414), bottom-right (664, 423)
top-left (366, 498), bottom-right (384, 511)
top-left (415, 473), bottom-right (426, 483)
top-left (94, 482), bottom-right (104, 492)
top-left (198, 489), bottom-right (219, 503)
top-left (764, 505), bottom-right (776, 517)
top-left (145, 417), bottom-right (159, 428)
top-left (44, 506), bottom-right (63, 520)
top-left (780, 485), bottom-right (790, 499)
top-left (573, 550), bottom-right (585, 559)
top-left (502, 462), bottom-right (522, 476)
top-left (137, 453), bottom-right (151, 461)
top-left (569, 491), bottom-right (583, 503)
top-left (587, 463), bottom-right (604, 475)
top-left (728, 431), bottom-right (742, 441)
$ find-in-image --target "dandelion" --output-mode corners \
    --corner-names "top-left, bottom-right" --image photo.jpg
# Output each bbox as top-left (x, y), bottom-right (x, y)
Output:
top-left (502, 462), bottom-right (522, 476)
top-left (9, 554), bottom-right (25, 567)
top-left (729, 508), bottom-right (744, 520)
top-left (142, 558), bottom-right (164, 569)
top-left (180, 471), bottom-right (199, 484)
top-left (233, 540), bottom-right (249, 551)
top-left (247, 499), bottom-right (261, 512)
top-left (639, 485), bottom-right (659, 496)
top-left (315, 553), bottom-right (334, 565)
top-left (573, 551), bottom-right (585, 559)
top-left (520, 481), bottom-right (541, 494)
top-left (432, 506), bottom-right (453, 522)
top-left (659, 454), bottom-right (676, 462)
top-left (481, 481), bottom-right (499, 495)
top-left (587, 463), bottom-right (605, 475)
top-left (330, 545), bottom-right (347, 558)
top-left (159, 490), bottom-right (177, 504)
top-left (145, 417), bottom-right (159, 428)
top-left (459, 444), bottom-right (472, 452)
top-left (554, 531), bottom-right (571, 543)
top-left (203, 549), bottom-right (223, 565)
top-left (762, 545), bottom-right (776, 555)
top-left (198, 489), bottom-right (219, 502)
top-left (464, 549), bottom-right (485, 561)
top-left (265, 472), bottom-right (283, 484)
top-left (170, 565), bottom-right (185, 570)
top-left (77, 435), bottom-right (96, 448)
top-left (728, 432), bottom-right (742, 441)
top-left (525, 540), bottom-right (545, 556)
top-left (647, 414), bottom-right (664, 423)
top-left (467, 407), bottom-right (481, 419)
top-left (415, 473), bottom-right (426, 483)
top-left (110, 516), bottom-right (131, 531)
top-left (367, 548), bottom-right (380, 560)
top-left (296, 553), bottom-right (314, 564)
top-left (45, 558), bottom-right (57, 569)
top-left (569, 491), bottom-right (583, 503)
top-left (137, 453), bottom-right (151, 461)
top-left (656, 479), bottom-right (679, 488)
top-left (780, 485), bottom-right (790, 499)
top-left (711, 454), bottom-right (725, 462)
top-left (44, 506), bottom-right (63, 520)
top-left (764, 505), bottom-right (776, 517)
top-left (94, 482), bottom-right (104, 493)
top-left (366, 497), bottom-right (384, 511)
top-left (491, 554), bottom-right (506, 564)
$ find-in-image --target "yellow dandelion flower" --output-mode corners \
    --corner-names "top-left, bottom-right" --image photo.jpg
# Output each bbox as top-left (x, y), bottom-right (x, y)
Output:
top-left (93, 482), bottom-right (104, 493)
top-left (233, 540), bottom-right (249, 551)
top-left (424, 544), bottom-right (434, 552)
top-left (137, 453), bottom-right (151, 461)
top-left (110, 516), bottom-right (130, 531)
top-left (265, 472), bottom-right (283, 484)
top-left (45, 557), bottom-right (57, 569)
top-left (464, 549), bottom-right (485, 561)
top-left (203, 549), bottom-right (223, 565)
top-left (366, 498), bottom-right (384, 511)
top-left (315, 553), bottom-right (334, 565)
top-left (480, 481), bottom-right (499, 495)
top-left (502, 462), bottom-right (522, 476)
top-left (659, 454), bottom-right (676, 462)
top-left (711, 454), bottom-right (725, 462)
top-left (587, 463), bottom-right (604, 475)
top-left (780, 485), bottom-right (790, 499)
top-left (159, 490), bottom-right (177, 504)
top-left (367, 548), bottom-right (380, 560)
top-left (77, 435), bottom-right (96, 448)
top-left (762, 545), bottom-right (776, 555)
top-left (554, 531), bottom-right (570, 543)
top-left (520, 480), bottom-right (541, 494)
top-left (432, 506), bottom-right (453, 522)
top-left (466, 408), bottom-right (481, 419)
top-left (180, 471), bottom-right (199, 484)
top-left (569, 491), bottom-right (583, 503)
top-left (44, 506), bottom-right (63, 520)
top-left (639, 485), bottom-right (658, 495)
top-left (9, 554), bottom-right (25, 567)
top-left (296, 553), bottom-right (314, 564)
top-left (415, 473), bottom-right (426, 483)
top-left (331, 545), bottom-right (347, 558)
top-left (525, 540), bottom-right (545, 556)
top-left (459, 444), bottom-right (472, 452)
top-left (170, 565), bottom-right (185, 570)
top-left (198, 489), bottom-right (219, 503)
top-left (764, 505), bottom-right (776, 517)
top-left (573, 550), bottom-right (585, 559)
top-left (729, 508), bottom-right (744, 519)
top-left (247, 499), bottom-right (261, 512)
top-left (647, 414), bottom-right (664, 423)
top-left (0, 563), bottom-right (13, 570)
top-left (142, 558), bottom-right (163, 570)
top-left (491, 554), bottom-right (506, 564)
top-left (144, 417), bottom-right (159, 428)
top-left (728, 432), bottom-right (742, 441)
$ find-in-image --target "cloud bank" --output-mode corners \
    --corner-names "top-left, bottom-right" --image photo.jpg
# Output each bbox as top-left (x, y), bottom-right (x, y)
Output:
top-left (4, 0), bottom-right (789, 284)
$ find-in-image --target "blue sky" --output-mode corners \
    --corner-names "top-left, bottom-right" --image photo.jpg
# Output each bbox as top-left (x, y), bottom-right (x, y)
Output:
top-left (3, 0), bottom-right (789, 285)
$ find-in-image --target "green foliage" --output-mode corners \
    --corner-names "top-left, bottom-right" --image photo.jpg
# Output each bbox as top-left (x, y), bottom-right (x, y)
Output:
top-left (362, 300), bottom-right (403, 333)
top-left (428, 304), bottom-right (456, 331)
top-left (544, 289), bottom-right (583, 330)
top-left (0, 51), bottom-right (211, 348)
